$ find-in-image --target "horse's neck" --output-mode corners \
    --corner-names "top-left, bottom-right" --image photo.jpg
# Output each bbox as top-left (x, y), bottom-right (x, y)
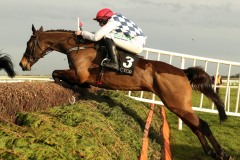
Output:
top-left (45, 32), bottom-right (77, 53)
top-left (45, 32), bottom-right (101, 61)
top-left (58, 34), bottom-right (97, 51)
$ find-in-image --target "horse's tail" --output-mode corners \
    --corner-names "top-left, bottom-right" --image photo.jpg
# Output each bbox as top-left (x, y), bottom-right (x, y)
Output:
top-left (0, 53), bottom-right (16, 78)
top-left (183, 67), bottom-right (227, 122)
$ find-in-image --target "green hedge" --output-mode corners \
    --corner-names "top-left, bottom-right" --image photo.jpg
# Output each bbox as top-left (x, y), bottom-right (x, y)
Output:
top-left (0, 91), bottom-right (162, 160)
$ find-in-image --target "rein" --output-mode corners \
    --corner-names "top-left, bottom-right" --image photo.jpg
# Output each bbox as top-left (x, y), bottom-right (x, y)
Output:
top-left (24, 35), bottom-right (53, 63)
top-left (25, 33), bottom-right (80, 63)
top-left (66, 46), bottom-right (96, 54)
top-left (66, 35), bottom-right (96, 54)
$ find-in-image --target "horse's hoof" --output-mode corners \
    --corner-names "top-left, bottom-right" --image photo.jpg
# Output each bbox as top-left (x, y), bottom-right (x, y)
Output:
top-left (216, 155), bottom-right (234, 160)
top-left (228, 156), bottom-right (235, 160)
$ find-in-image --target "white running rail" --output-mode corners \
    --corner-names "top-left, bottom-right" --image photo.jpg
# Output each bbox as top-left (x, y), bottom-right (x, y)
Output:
top-left (0, 76), bottom-right (53, 82)
top-left (128, 48), bottom-right (240, 119)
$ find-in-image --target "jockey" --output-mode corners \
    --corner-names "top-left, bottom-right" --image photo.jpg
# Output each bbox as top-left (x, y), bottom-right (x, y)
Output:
top-left (76, 8), bottom-right (147, 71)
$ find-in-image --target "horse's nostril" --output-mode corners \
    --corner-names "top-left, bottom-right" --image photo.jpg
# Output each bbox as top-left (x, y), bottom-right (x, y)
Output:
top-left (19, 62), bottom-right (25, 69)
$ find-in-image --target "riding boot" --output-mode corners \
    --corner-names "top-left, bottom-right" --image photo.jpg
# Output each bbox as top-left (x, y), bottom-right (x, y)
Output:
top-left (103, 38), bottom-right (119, 71)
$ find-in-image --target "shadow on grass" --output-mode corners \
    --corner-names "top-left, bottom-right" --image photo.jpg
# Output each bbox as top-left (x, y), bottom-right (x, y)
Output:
top-left (170, 144), bottom-right (210, 160)
top-left (81, 91), bottom-right (163, 145)
top-left (171, 143), bottom-right (239, 160)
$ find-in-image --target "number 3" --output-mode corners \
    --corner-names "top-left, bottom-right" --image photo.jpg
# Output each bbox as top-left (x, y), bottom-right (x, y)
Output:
top-left (123, 56), bottom-right (134, 68)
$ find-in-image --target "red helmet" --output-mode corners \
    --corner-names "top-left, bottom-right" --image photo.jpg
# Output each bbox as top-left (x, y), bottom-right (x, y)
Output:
top-left (93, 8), bottom-right (114, 21)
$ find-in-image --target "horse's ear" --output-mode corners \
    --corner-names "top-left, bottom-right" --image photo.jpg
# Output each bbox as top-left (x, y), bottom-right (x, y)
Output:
top-left (32, 24), bottom-right (36, 34)
top-left (39, 26), bottom-right (43, 32)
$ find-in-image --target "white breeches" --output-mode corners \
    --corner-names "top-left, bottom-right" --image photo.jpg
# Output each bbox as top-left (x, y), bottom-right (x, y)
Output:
top-left (105, 33), bottom-right (147, 54)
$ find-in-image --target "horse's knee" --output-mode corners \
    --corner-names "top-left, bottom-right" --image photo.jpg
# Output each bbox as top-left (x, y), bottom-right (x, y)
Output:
top-left (52, 70), bottom-right (59, 81)
top-left (52, 70), bottom-right (71, 84)
top-left (52, 70), bottom-right (60, 77)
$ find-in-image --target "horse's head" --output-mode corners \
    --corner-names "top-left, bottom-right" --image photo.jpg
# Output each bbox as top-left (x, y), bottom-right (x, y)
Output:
top-left (20, 25), bottom-right (98, 71)
top-left (20, 25), bottom-right (52, 71)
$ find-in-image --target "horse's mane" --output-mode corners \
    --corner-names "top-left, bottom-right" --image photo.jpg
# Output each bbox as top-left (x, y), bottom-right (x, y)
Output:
top-left (44, 29), bottom-right (99, 45)
top-left (45, 29), bottom-right (95, 34)
top-left (45, 29), bottom-right (74, 33)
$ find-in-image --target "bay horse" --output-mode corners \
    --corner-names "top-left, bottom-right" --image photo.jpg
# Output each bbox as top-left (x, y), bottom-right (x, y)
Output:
top-left (19, 25), bottom-right (232, 160)
top-left (0, 52), bottom-right (16, 78)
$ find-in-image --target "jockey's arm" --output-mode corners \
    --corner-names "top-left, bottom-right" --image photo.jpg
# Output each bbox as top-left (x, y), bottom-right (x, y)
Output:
top-left (81, 20), bottom-right (116, 41)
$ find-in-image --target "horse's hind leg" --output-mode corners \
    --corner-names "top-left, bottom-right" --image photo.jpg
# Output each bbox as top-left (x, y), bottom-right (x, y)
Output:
top-left (174, 109), bottom-right (230, 159)
top-left (152, 65), bottom-right (231, 159)
top-left (193, 129), bottom-right (216, 157)
top-left (198, 118), bottom-right (231, 160)
top-left (171, 108), bottom-right (218, 157)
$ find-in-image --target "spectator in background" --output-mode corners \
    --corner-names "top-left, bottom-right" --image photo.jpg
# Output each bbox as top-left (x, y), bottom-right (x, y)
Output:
top-left (212, 73), bottom-right (222, 94)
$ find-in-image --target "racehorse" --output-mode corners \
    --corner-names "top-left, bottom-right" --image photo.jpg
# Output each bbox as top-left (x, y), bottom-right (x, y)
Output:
top-left (19, 25), bottom-right (232, 160)
top-left (0, 53), bottom-right (16, 78)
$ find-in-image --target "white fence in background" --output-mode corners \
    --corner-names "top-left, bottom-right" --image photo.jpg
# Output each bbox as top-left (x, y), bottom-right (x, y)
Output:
top-left (1, 47), bottom-right (240, 122)
top-left (128, 48), bottom-right (240, 120)
top-left (0, 77), bottom-right (53, 83)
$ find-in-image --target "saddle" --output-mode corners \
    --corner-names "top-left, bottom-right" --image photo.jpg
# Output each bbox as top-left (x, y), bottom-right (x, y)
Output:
top-left (99, 45), bottom-right (142, 75)
top-left (76, 36), bottom-right (142, 75)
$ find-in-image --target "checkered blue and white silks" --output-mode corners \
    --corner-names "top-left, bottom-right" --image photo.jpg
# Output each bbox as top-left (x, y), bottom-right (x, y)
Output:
top-left (111, 14), bottom-right (144, 38)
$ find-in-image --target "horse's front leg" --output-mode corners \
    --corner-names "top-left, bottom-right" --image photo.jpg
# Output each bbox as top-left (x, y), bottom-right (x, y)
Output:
top-left (52, 69), bottom-right (90, 88)
top-left (52, 69), bottom-right (77, 85)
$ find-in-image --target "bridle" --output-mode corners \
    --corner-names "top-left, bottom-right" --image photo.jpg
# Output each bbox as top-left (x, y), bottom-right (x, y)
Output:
top-left (24, 34), bottom-right (53, 63)
top-left (24, 32), bottom-right (94, 63)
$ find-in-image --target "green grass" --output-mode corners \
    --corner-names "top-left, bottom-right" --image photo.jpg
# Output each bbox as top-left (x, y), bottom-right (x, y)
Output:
top-left (0, 90), bottom-right (239, 159)
top-left (0, 91), bottom-right (162, 160)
